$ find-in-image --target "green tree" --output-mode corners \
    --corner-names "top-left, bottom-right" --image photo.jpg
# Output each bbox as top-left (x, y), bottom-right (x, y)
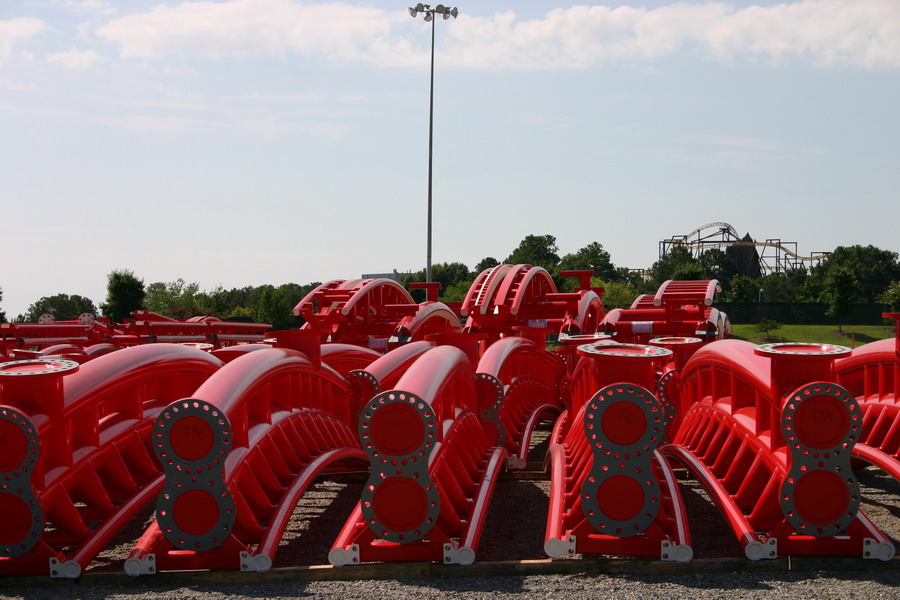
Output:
top-left (474, 256), bottom-right (499, 273)
top-left (505, 234), bottom-right (560, 272)
top-left (144, 279), bottom-right (205, 319)
top-left (255, 287), bottom-right (294, 330)
top-left (0, 287), bottom-right (6, 323)
top-left (722, 274), bottom-right (759, 303)
top-left (823, 266), bottom-right (858, 333)
top-left (881, 281), bottom-right (900, 313)
top-left (25, 294), bottom-right (97, 322)
top-left (755, 318), bottom-right (782, 339)
top-left (442, 280), bottom-right (473, 303)
top-left (698, 249), bottom-right (739, 285)
top-left (649, 246), bottom-right (698, 285)
top-left (672, 262), bottom-right (704, 281)
top-left (401, 262), bottom-right (473, 302)
top-left (595, 279), bottom-right (639, 310)
top-left (757, 271), bottom-right (806, 303)
top-left (810, 245), bottom-right (899, 303)
top-left (100, 269), bottom-right (146, 323)
top-left (560, 242), bottom-right (618, 282)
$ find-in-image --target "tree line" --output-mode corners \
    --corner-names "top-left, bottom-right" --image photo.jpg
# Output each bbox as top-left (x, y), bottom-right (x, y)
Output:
top-left (3, 235), bottom-right (899, 328)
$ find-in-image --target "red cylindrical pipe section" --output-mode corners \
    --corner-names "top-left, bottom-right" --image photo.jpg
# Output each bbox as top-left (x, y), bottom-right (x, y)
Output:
top-left (268, 329), bottom-right (322, 366)
top-left (576, 343), bottom-right (672, 391)
top-left (0, 358), bottom-right (79, 425)
top-left (649, 337), bottom-right (703, 371)
top-left (754, 343), bottom-right (851, 401)
top-left (425, 333), bottom-right (486, 366)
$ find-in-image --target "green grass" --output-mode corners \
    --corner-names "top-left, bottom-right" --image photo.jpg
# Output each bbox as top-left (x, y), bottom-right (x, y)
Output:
top-left (729, 323), bottom-right (896, 347)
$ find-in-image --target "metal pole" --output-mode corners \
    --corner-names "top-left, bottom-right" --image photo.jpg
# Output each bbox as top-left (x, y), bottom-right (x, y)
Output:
top-left (426, 15), bottom-right (435, 284)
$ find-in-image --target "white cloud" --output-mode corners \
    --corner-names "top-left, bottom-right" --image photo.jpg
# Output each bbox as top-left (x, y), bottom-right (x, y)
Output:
top-left (97, 0), bottom-right (406, 62)
top-left (46, 48), bottom-right (105, 70)
top-left (59, 0), bottom-right (118, 16)
top-left (95, 0), bottom-right (900, 70)
top-left (0, 17), bottom-right (47, 64)
top-left (451, 1), bottom-right (900, 70)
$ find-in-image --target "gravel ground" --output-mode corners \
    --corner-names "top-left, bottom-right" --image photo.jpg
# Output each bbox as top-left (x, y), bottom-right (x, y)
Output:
top-left (2, 436), bottom-right (900, 599)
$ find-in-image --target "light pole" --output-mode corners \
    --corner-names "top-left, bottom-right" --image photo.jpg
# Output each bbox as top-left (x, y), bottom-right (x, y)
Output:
top-left (408, 3), bottom-right (458, 283)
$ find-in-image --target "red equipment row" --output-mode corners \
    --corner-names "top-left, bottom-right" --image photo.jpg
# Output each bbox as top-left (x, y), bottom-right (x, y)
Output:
top-left (0, 311), bottom-right (271, 360)
top-left (2, 268), bottom-right (900, 578)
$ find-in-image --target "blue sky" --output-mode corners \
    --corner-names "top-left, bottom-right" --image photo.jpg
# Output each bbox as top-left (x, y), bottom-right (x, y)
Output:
top-left (1, 0), bottom-right (898, 318)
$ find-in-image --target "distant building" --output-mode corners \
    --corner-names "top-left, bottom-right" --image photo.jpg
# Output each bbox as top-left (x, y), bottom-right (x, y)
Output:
top-left (360, 269), bottom-right (407, 282)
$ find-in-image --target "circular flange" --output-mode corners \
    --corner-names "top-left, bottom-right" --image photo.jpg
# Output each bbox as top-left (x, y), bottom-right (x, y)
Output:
top-left (0, 407), bottom-right (43, 556)
top-left (153, 399), bottom-right (232, 467)
top-left (577, 343), bottom-right (672, 361)
top-left (654, 370), bottom-right (678, 428)
top-left (358, 390), bottom-right (441, 543)
top-left (780, 382), bottom-right (860, 537)
top-left (361, 472), bottom-right (441, 543)
top-left (649, 337), bottom-right (703, 346)
top-left (476, 373), bottom-right (506, 447)
top-left (583, 384), bottom-right (665, 456)
top-left (580, 384), bottom-right (663, 535)
top-left (358, 391), bottom-right (438, 467)
top-left (156, 480), bottom-right (235, 551)
top-left (179, 342), bottom-right (214, 351)
top-left (558, 333), bottom-right (615, 346)
top-left (0, 358), bottom-right (79, 377)
top-left (755, 342), bottom-right (851, 358)
top-left (152, 399), bottom-right (235, 550)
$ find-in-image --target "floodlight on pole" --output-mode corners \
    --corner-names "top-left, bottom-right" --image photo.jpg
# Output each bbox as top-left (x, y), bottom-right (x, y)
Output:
top-left (408, 3), bottom-right (458, 284)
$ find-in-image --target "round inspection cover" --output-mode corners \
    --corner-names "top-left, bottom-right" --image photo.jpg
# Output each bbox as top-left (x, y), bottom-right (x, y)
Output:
top-left (359, 391), bottom-right (438, 465)
top-left (361, 473), bottom-right (440, 544)
top-left (153, 399), bottom-right (231, 467)
top-left (791, 394), bottom-right (850, 450)
top-left (595, 475), bottom-right (645, 521)
top-left (792, 470), bottom-right (850, 527)
top-left (782, 382), bottom-right (860, 452)
top-left (373, 477), bottom-right (430, 532)
top-left (583, 384), bottom-right (664, 456)
top-left (172, 489), bottom-right (221, 536)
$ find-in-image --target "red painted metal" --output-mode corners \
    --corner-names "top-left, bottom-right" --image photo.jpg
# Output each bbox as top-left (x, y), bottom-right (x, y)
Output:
top-left (330, 345), bottom-right (506, 566)
top-left (347, 340), bottom-right (435, 418)
top-left (0, 344), bottom-right (222, 577)
top-left (128, 346), bottom-right (369, 575)
top-left (293, 278), bottom-right (461, 350)
top-left (601, 280), bottom-right (727, 344)
top-left (121, 312), bottom-right (270, 347)
top-left (833, 314), bottom-right (900, 531)
top-left (462, 266), bottom-right (606, 343)
top-left (663, 339), bottom-right (895, 561)
top-left (649, 336), bottom-right (704, 439)
top-left (545, 341), bottom-right (692, 561)
top-left (476, 336), bottom-right (568, 468)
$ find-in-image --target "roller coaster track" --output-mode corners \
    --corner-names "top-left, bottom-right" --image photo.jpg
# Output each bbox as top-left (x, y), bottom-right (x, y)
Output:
top-left (662, 222), bottom-right (829, 271)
